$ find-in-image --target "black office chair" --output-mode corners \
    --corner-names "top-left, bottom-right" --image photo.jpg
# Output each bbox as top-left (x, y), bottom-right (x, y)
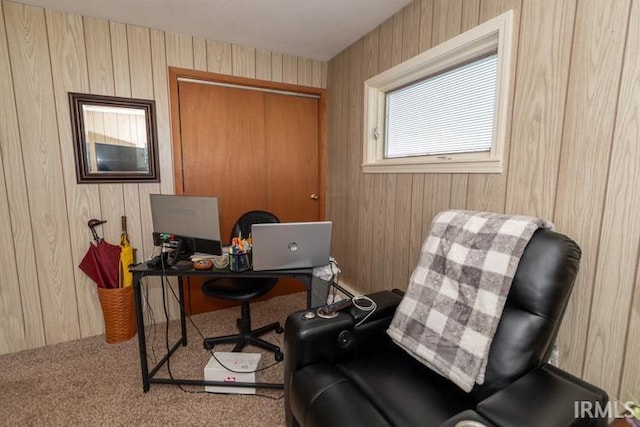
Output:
top-left (201, 210), bottom-right (284, 361)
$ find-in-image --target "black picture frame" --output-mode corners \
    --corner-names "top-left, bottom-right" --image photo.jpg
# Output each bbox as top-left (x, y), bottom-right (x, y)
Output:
top-left (69, 92), bottom-right (160, 183)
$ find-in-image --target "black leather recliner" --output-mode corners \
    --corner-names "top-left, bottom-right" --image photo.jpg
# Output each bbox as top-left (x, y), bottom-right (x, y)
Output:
top-left (284, 229), bottom-right (608, 427)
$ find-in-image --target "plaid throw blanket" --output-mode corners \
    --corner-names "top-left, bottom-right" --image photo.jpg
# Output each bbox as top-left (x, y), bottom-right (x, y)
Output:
top-left (387, 210), bottom-right (553, 392)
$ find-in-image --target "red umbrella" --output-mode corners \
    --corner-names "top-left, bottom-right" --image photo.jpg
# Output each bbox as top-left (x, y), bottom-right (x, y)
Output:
top-left (79, 219), bottom-right (121, 289)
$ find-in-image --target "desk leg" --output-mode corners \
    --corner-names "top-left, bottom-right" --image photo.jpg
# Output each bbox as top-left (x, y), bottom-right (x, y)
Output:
top-left (133, 272), bottom-right (150, 392)
top-left (178, 276), bottom-right (187, 346)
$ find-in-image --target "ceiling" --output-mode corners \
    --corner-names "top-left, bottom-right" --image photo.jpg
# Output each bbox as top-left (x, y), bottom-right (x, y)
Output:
top-left (11, 0), bottom-right (412, 61)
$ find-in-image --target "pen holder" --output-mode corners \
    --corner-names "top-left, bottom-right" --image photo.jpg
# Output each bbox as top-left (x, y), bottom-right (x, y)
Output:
top-left (229, 250), bottom-right (252, 272)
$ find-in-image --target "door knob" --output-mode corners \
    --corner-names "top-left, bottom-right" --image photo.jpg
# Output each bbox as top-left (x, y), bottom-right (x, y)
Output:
top-left (310, 193), bottom-right (319, 200)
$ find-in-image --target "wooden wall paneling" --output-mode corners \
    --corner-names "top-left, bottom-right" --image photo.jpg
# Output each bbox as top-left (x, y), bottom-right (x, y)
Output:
top-left (206, 40), bottom-right (232, 75)
top-left (312, 59), bottom-right (323, 88)
top-left (553, 0), bottom-right (630, 388)
top-left (282, 53), bottom-right (297, 84)
top-left (150, 30), bottom-right (174, 196)
top-left (193, 36), bottom-right (207, 71)
top-left (256, 49), bottom-right (272, 81)
top-left (321, 62), bottom-right (328, 89)
top-left (505, 0), bottom-right (576, 219)
top-left (110, 22), bottom-right (132, 98)
top-left (344, 39), bottom-right (364, 287)
top-left (478, 0), bottom-right (519, 19)
top-left (231, 44), bottom-right (256, 78)
top-left (297, 57), bottom-right (313, 86)
top-left (466, 1), bottom-right (522, 213)
top-left (271, 52), bottom-right (283, 83)
top-left (328, 50), bottom-right (348, 274)
top-left (82, 17), bottom-right (114, 97)
top-left (166, 32), bottom-right (193, 194)
top-left (386, 11), bottom-right (405, 288)
top-left (0, 149), bottom-right (25, 353)
top-left (419, 0), bottom-right (434, 52)
top-left (392, 3), bottom-right (420, 290)
top-left (622, 256), bottom-right (640, 399)
top-left (318, 89), bottom-right (328, 222)
top-left (5, 1), bottom-right (80, 344)
top-left (432, 0), bottom-right (463, 45)
top-left (618, 0), bottom-right (640, 400)
top-left (357, 29), bottom-right (379, 294)
top-left (408, 173), bottom-right (425, 272)
top-left (166, 32), bottom-right (194, 69)
top-left (127, 24), bottom-right (159, 276)
top-left (46, 9), bottom-right (105, 337)
top-left (0, 4), bottom-right (26, 353)
top-left (420, 176), bottom-right (453, 247)
top-left (375, 16), bottom-right (397, 288)
top-left (0, 1), bottom-right (44, 353)
top-left (325, 56), bottom-right (338, 259)
top-left (370, 174), bottom-right (387, 287)
top-left (583, 0), bottom-right (639, 400)
top-left (462, 0), bottom-right (481, 28)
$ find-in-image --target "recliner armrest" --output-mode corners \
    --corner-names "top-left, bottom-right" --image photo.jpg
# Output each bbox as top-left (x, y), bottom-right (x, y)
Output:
top-left (477, 364), bottom-right (608, 427)
top-left (284, 290), bottom-right (403, 371)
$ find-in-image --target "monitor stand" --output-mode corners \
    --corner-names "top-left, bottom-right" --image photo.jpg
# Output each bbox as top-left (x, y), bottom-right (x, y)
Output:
top-left (166, 238), bottom-right (190, 265)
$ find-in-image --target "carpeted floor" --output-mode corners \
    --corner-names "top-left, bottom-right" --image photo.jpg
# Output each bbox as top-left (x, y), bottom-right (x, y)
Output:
top-left (0, 292), bottom-right (307, 426)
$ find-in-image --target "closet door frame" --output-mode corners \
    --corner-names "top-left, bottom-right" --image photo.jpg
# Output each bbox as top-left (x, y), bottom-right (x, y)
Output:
top-left (168, 67), bottom-right (327, 218)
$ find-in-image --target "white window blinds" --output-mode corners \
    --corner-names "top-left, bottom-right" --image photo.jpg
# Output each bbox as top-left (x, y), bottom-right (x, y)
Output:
top-left (384, 54), bottom-right (498, 158)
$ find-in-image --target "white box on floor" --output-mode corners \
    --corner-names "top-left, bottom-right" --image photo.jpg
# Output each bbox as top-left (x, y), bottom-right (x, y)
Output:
top-left (204, 352), bottom-right (262, 394)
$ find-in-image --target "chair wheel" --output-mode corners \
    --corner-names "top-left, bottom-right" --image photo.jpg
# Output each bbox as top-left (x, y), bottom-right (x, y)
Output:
top-left (275, 325), bottom-right (284, 334)
top-left (203, 341), bottom-right (214, 350)
top-left (275, 351), bottom-right (284, 362)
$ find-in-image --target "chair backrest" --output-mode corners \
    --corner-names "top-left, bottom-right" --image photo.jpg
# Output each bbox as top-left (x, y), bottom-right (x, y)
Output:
top-left (231, 210), bottom-right (280, 241)
top-left (202, 210), bottom-right (281, 300)
top-left (470, 228), bottom-right (581, 400)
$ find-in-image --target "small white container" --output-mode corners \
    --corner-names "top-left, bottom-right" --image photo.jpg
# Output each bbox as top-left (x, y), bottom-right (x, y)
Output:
top-left (204, 352), bottom-right (262, 394)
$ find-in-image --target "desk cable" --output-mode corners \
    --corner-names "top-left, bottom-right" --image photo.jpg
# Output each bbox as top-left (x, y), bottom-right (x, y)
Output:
top-left (352, 295), bottom-right (377, 327)
top-left (139, 273), bottom-right (158, 363)
top-left (159, 275), bottom-right (284, 399)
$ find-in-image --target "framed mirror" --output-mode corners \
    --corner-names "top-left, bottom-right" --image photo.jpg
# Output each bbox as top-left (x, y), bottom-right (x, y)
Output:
top-left (69, 92), bottom-right (160, 183)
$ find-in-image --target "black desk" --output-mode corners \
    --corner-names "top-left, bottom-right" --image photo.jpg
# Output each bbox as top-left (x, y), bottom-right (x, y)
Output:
top-left (130, 263), bottom-right (314, 392)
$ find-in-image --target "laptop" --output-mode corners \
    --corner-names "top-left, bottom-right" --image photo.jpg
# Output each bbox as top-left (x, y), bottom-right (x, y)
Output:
top-left (251, 221), bottom-right (332, 271)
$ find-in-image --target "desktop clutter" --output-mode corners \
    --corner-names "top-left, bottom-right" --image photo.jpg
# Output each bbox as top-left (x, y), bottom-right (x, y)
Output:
top-left (193, 236), bottom-right (252, 271)
top-left (148, 233), bottom-right (252, 272)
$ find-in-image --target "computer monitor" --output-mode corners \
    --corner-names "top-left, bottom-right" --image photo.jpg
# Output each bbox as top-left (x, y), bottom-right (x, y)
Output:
top-left (149, 194), bottom-right (222, 258)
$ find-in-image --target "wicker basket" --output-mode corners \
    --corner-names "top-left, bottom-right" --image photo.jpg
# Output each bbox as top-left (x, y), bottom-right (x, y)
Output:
top-left (97, 286), bottom-right (137, 344)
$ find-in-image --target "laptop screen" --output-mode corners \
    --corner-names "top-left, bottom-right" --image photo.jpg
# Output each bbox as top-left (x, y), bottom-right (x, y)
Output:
top-left (251, 221), bottom-right (332, 271)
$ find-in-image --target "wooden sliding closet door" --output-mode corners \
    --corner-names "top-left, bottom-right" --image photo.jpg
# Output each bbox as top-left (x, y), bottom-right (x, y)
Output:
top-left (178, 81), bottom-right (268, 237)
top-left (264, 92), bottom-right (319, 222)
top-left (175, 78), bottom-right (320, 314)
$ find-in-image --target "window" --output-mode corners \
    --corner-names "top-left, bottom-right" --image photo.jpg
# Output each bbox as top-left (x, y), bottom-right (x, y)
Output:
top-left (363, 10), bottom-right (514, 173)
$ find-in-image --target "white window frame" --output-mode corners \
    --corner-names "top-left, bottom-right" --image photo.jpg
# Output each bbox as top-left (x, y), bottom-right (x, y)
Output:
top-left (362, 10), bottom-right (515, 174)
